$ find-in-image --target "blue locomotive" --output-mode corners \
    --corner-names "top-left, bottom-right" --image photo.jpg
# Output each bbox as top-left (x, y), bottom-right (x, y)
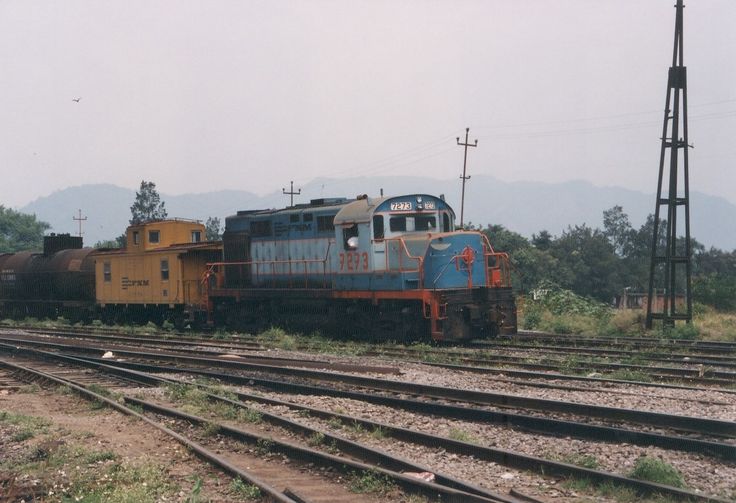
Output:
top-left (206, 194), bottom-right (516, 341)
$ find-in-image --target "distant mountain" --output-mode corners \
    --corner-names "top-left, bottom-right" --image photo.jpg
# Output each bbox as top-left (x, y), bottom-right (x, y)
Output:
top-left (19, 177), bottom-right (736, 251)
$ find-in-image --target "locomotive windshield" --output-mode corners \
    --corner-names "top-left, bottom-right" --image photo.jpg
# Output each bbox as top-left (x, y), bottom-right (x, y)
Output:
top-left (389, 214), bottom-right (437, 233)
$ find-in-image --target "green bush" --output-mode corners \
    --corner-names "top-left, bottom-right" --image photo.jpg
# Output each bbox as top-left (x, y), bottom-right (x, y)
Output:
top-left (660, 322), bottom-right (700, 340)
top-left (629, 457), bottom-right (685, 488)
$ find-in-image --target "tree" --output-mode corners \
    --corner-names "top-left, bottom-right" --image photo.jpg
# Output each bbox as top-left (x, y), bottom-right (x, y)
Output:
top-left (205, 217), bottom-right (222, 241)
top-left (603, 205), bottom-right (634, 257)
top-left (531, 230), bottom-right (553, 251)
top-left (549, 224), bottom-right (622, 301)
top-left (0, 206), bottom-right (50, 252)
top-left (130, 180), bottom-right (167, 225)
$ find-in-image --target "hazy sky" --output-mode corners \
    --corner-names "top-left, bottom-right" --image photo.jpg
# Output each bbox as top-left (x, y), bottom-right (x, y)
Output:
top-left (1, 0), bottom-right (734, 208)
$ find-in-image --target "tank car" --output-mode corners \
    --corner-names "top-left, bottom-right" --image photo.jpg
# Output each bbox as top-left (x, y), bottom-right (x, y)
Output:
top-left (206, 194), bottom-right (516, 342)
top-left (0, 235), bottom-right (96, 320)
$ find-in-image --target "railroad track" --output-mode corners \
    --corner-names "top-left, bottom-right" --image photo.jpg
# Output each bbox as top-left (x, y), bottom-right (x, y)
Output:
top-left (2, 335), bottom-right (733, 448)
top-left (13, 326), bottom-right (736, 387)
top-left (508, 331), bottom-right (736, 354)
top-left (6, 330), bottom-right (736, 393)
top-left (0, 351), bottom-right (542, 503)
top-left (3, 339), bottom-right (733, 461)
top-left (24, 324), bottom-right (736, 361)
top-left (0, 345), bottom-right (729, 502)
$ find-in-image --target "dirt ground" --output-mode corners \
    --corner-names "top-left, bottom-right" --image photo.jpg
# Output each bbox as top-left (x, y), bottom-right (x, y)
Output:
top-left (0, 387), bottom-right (238, 502)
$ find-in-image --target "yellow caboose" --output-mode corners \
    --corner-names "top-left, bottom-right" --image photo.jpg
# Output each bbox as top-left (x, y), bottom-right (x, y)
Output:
top-left (94, 219), bottom-right (221, 327)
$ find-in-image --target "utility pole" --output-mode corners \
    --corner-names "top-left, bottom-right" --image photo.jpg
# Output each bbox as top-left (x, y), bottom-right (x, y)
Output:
top-left (282, 181), bottom-right (301, 207)
top-left (456, 127), bottom-right (477, 228)
top-left (73, 209), bottom-right (87, 238)
top-left (646, 0), bottom-right (693, 329)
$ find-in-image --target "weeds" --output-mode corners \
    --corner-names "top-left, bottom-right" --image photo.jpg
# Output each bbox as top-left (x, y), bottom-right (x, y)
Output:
top-left (327, 417), bottom-right (343, 430)
top-left (202, 422), bottom-right (221, 437)
top-left (307, 432), bottom-right (325, 447)
top-left (187, 475), bottom-right (204, 503)
top-left (562, 453), bottom-right (599, 470)
top-left (348, 470), bottom-right (396, 495)
top-left (230, 478), bottom-right (261, 500)
top-left (606, 369), bottom-right (653, 383)
top-left (255, 438), bottom-right (274, 455)
top-left (237, 407), bottom-right (263, 424)
top-left (370, 426), bottom-right (387, 440)
top-left (447, 428), bottom-right (477, 444)
top-left (629, 456), bottom-right (686, 488)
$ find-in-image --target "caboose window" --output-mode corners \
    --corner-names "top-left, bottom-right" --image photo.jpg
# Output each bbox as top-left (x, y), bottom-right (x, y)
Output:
top-left (133, 231), bottom-right (140, 245)
top-left (389, 216), bottom-right (406, 232)
top-left (415, 216), bottom-right (436, 231)
top-left (373, 215), bottom-right (384, 240)
top-left (103, 262), bottom-right (111, 282)
top-left (149, 230), bottom-right (160, 244)
top-left (161, 259), bottom-right (169, 281)
top-left (250, 220), bottom-right (272, 238)
top-left (191, 230), bottom-right (201, 243)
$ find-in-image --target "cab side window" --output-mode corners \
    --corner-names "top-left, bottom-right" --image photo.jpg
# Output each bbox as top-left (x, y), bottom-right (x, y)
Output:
top-left (343, 225), bottom-right (359, 249)
top-left (373, 215), bottom-right (384, 240)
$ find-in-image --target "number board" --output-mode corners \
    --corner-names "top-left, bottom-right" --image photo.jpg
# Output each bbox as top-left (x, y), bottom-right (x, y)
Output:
top-left (390, 201), bottom-right (412, 211)
top-left (423, 201), bottom-right (436, 210)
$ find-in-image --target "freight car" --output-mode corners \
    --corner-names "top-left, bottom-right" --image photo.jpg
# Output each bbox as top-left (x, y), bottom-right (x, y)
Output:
top-left (206, 194), bottom-right (517, 342)
top-left (0, 234), bottom-right (96, 321)
top-left (0, 220), bottom-right (220, 326)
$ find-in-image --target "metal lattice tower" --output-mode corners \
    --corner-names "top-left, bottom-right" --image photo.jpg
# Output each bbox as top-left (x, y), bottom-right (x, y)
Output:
top-left (646, 0), bottom-right (693, 329)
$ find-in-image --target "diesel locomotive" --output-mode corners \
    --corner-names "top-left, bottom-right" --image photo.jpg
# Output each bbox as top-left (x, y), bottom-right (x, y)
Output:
top-left (206, 193), bottom-right (516, 341)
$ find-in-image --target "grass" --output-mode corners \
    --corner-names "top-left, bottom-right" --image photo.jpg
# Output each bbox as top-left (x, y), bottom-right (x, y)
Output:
top-left (370, 426), bottom-right (387, 440)
top-left (563, 478), bottom-right (677, 503)
top-left (606, 369), bottom-right (653, 383)
top-left (562, 453), bottom-right (599, 470)
top-left (255, 438), bottom-right (274, 455)
top-left (230, 478), bottom-right (261, 500)
top-left (447, 427), bottom-right (477, 444)
top-left (691, 306), bottom-right (736, 341)
top-left (522, 296), bottom-right (736, 342)
top-left (348, 470), bottom-right (396, 495)
top-left (0, 410), bottom-right (51, 442)
top-left (307, 431), bottom-right (325, 447)
top-left (327, 417), bottom-right (343, 430)
top-left (1, 438), bottom-right (174, 503)
top-left (628, 456), bottom-right (686, 488)
top-left (202, 422), bottom-right (221, 437)
top-left (165, 380), bottom-right (264, 425)
top-left (186, 475), bottom-right (204, 503)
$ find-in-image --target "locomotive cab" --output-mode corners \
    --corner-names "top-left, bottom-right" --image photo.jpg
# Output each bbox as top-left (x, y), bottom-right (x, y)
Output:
top-left (333, 194), bottom-right (463, 289)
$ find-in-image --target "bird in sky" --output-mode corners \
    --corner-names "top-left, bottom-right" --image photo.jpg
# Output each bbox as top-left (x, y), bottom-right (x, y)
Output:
top-left (72, 97), bottom-right (81, 102)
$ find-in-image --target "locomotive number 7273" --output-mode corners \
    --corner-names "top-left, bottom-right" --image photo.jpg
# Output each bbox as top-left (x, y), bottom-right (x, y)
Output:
top-left (339, 252), bottom-right (369, 272)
